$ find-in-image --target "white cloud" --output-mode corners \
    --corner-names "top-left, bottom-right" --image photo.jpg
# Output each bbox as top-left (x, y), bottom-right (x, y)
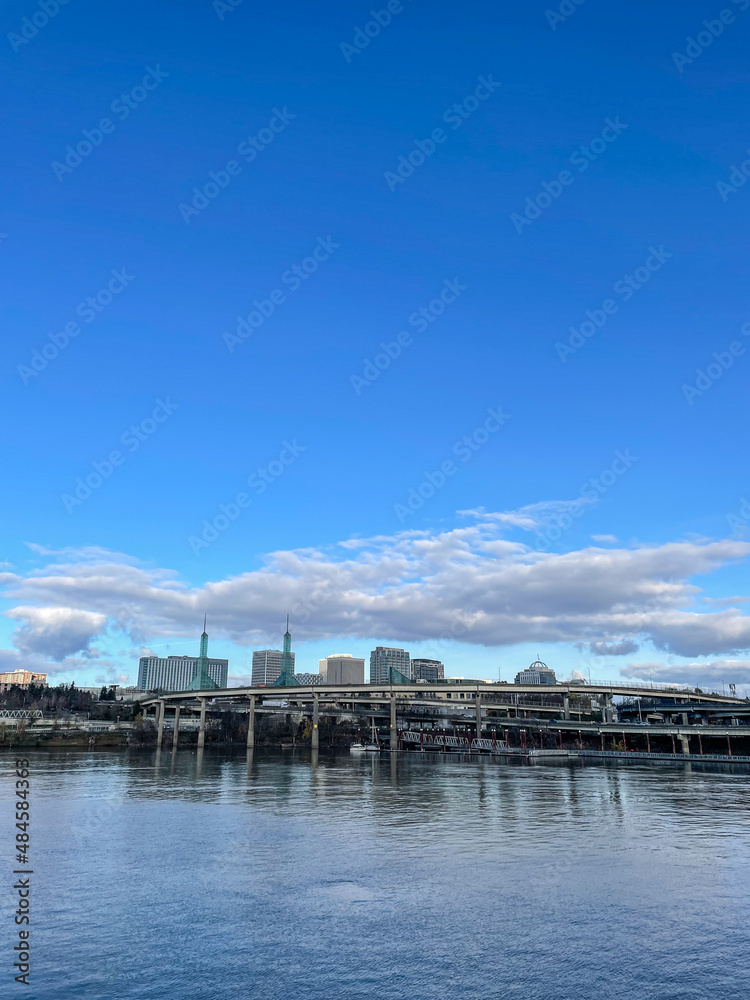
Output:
top-left (2, 515), bottom-right (750, 662)
top-left (621, 660), bottom-right (750, 686)
top-left (591, 534), bottom-right (617, 544)
top-left (585, 639), bottom-right (640, 656)
top-left (459, 499), bottom-right (597, 531)
top-left (4, 607), bottom-right (107, 661)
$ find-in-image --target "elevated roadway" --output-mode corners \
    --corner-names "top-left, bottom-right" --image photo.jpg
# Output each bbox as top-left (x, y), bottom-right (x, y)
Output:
top-left (140, 681), bottom-right (747, 752)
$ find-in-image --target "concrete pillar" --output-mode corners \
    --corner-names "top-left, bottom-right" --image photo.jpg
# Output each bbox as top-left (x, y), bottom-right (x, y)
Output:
top-left (156, 700), bottom-right (165, 749)
top-left (563, 693), bottom-right (571, 721)
top-left (475, 691), bottom-right (482, 741)
top-left (679, 734), bottom-right (690, 755)
top-left (197, 698), bottom-right (207, 749)
top-left (311, 694), bottom-right (319, 750)
top-left (246, 696), bottom-right (255, 748)
top-left (172, 705), bottom-right (180, 750)
top-left (390, 695), bottom-right (398, 751)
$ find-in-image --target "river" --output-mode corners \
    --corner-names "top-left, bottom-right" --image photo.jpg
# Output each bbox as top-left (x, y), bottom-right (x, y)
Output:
top-left (3, 748), bottom-right (750, 999)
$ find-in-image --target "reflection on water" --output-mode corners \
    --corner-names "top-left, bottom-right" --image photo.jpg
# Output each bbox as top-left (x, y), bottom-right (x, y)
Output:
top-left (4, 749), bottom-right (750, 1000)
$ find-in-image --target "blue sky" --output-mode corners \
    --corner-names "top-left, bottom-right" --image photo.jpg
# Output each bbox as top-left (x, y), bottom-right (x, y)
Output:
top-left (3, 0), bottom-right (750, 691)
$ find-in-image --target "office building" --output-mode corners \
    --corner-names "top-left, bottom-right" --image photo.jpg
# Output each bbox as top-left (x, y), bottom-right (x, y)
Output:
top-left (370, 646), bottom-right (411, 684)
top-left (138, 654), bottom-right (228, 692)
top-left (0, 669), bottom-right (48, 692)
top-left (251, 649), bottom-right (294, 686)
top-left (514, 658), bottom-right (557, 685)
top-left (412, 658), bottom-right (445, 682)
top-left (324, 654), bottom-right (365, 685)
top-left (318, 658), bottom-right (328, 680)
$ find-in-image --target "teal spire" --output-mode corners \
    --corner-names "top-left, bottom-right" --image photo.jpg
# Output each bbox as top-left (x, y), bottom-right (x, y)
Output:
top-left (187, 613), bottom-right (218, 691)
top-left (198, 613), bottom-right (209, 659)
top-left (274, 614), bottom-right (298, 687)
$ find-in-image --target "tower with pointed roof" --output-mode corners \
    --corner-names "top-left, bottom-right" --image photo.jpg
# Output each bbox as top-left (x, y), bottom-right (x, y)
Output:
top-left (274, 615), bottom-right (298, 687)
top-left (187, 615), bottom-right (219, 691)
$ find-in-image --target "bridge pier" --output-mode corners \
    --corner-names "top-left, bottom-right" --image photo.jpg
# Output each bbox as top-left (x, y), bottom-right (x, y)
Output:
top-left (475, 692), bottom-right (482, 741)
top-left (311, 694), bottom-right (319, 750)
top-left (390, 695), bottom-right (398, 751)
top-left (563, 693), bottom-right (570, 721)
top-left (197, 698), bottom-right (207, 749)
top-left (156, 699), bottom-right (165, 750)
top-left (679, 734), bottom-right (690, 755)
top-left (172, 705), bottom-right (180, 749)
top-left (246, 696), bottom-right (255, 748)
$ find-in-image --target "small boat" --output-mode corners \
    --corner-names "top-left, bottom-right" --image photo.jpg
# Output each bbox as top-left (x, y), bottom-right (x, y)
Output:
top-left (362, 721), bottom-right (381, 751)
top-left (350, 743), bottom-right (366, 752)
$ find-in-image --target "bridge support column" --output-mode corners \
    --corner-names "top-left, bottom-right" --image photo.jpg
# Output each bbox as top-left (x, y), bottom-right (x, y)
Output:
top-left (390, 695), bottom-right (398, 751)
top-left (197, 698), bottom-right (207, 749)
top-left (246, 696), bottom-right (255, 748)
top-left (601, 693), bottom-right (613, 723)
top-left (311, 694), bottom-right (319, 750)
top-left (156, 700), bottom-right (165, 749)
top-left (679, 734), bottom-right (690, 755)
top-left (475, 692), bottom-right (482, 741)
top-left (563, 693), bottom-right (571, 721)
top-left (172, 705), bottom-right (180, 749)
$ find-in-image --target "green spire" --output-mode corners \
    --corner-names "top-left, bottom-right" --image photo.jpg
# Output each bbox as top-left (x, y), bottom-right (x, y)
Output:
top-left (274, 614), bottom-right (298, 686)
top-left (187, 614), bottom-right (218, 691)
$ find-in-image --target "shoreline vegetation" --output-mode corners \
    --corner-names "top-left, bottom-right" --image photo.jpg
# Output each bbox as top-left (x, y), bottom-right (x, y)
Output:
top-left (0, 681), bottom-right (356, 749)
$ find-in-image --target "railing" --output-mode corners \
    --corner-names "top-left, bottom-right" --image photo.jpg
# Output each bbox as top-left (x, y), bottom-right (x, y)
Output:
top-left (575, 749), bottom-right (750, 763)
top-left (402, 731), bottom-right (509, 752)
top-left (580, 679), bottom-right (733, 696)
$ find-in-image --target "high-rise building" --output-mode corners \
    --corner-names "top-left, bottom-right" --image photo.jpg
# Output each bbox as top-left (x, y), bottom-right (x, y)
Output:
top-left (369, 646), bottom-right (411, 684)
top-left (251, 649), bottom-right (295, 686)
top-left (324, 654), bottom-right (365, 685)
top-left (274, 616), bottom-right (298, 687)
top-left (318, 658), bottom-right (328, 679)
top-left (0, 669), bottom-right (48, 692)
top-left (138, 654), bottom-right (228, 692)
top-left (412, 658), bottom-right (445, 682)
top-left (514, 658), bottom-right (557, 685)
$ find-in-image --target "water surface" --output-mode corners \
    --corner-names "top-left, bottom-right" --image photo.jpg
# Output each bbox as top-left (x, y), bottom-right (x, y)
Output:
top-left (3, 749), bottom-right (750, 999)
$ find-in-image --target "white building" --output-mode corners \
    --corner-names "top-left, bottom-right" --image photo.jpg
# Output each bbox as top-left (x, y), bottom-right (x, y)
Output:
top-left (514, 659), bottom-right (557, 685)
top-left (251, 649), bottom-right (295, 686)
top-left (137, 655), bottom-right (228, 691)
top-left (323, 654), bottom-right (365, 685)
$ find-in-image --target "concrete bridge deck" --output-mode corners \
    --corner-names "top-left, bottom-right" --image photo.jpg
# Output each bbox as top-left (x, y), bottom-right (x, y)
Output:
top-left (139, 682), bottom-right (748, 754)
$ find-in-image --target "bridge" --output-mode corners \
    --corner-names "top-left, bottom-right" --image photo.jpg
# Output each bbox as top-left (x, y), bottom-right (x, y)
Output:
top-left (139, 681), bottom-right (748, 754)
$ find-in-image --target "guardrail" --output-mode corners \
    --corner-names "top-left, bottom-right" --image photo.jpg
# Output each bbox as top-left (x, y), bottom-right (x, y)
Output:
top-left (575, 749), bottom-right (750, 763)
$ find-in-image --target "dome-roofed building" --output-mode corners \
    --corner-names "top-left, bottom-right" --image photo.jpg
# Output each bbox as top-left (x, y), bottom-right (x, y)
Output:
top-left (514, 657), bottom-right (557, 686)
